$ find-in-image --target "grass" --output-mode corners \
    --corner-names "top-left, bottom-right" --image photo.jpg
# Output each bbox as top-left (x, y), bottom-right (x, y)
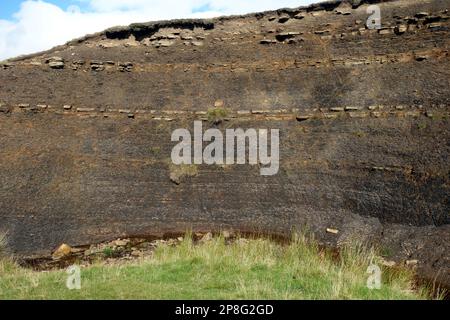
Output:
top-left (417, 121), bottom-right (427, 130)
top-left (169, 163), bottom-right (199, 184)
top-left (0, 234), bottom-right (437, 300)
top-left (102, 247), bottom-right (119, 259)
top-left (207, 107), bottom-right (228, 124)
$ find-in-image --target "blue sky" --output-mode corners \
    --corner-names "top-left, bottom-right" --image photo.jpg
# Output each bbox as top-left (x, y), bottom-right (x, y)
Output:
top-left (1, 0), bottom-right (22, 19)
top-left (1, 0), bottom-right (87, 19)
top-left (0, 0), bottom-right (315, 59)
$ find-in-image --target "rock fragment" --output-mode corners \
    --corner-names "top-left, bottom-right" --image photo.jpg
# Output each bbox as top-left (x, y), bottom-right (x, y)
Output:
top-left (113, 239), bottom-right (129, 247)
top-left (394, 25), bottom-right (407, 34)
top-left (275, 32), bottom-right (300, 42)
top-left (406, 259), bottom-right (419, 266)
top-left (71, 60), bottom-right (85, 70)
top-left (380, 258), bottom-right (396, 267)
top-left (118, 62), bottom-right (133, 72)
top-left (222, 230), bottom-right (233, 239)
top-left (156, 40), bottom-right (175, 48)
top-left (278, 15), bottom-right (290, 23)
top-left (414, 53), bottom-right (430, 61)
top-left (77, 107), bottom-right (95, 112)
top-left (260, 39), bottom-right (276, 44)
top-left (201, 232), bottom-right (213, 242)
top-left (378, 28), bottom-right (391, 35)
top-left (52, 243), bottom-right (72, 260)
top-left (214, 99), bottom-right (224, 108)
top-left (296, 115), bottom-right (311, 122)
top-left (90, 60), bottom-right (104, 71)
top-left (47, 57), bottom-right (65, 69)
top-left (344, 106), bottom-right (361, 111)
top-left (415, 12), bottom-right (429, 18)
top-left (294, 13), bottom-right (306, 20)
top-left (336, 9), bottom-right (351, 15)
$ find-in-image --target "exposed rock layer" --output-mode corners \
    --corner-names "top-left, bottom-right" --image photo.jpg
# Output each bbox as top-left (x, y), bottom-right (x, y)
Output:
top-left (0, 0), bottom-right (449, 288)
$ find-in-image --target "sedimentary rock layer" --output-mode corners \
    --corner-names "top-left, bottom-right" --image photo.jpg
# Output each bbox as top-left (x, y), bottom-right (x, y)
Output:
top-left (0, 0), bottom-right (449, 288)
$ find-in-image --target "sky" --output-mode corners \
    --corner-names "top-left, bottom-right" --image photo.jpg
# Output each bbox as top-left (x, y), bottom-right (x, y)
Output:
top-left (0, 0), bottom-right (317, 60)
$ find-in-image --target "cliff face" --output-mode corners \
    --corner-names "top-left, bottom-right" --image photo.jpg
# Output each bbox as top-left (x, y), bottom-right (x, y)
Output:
top-left (0, 0), bottom-right (449, 288)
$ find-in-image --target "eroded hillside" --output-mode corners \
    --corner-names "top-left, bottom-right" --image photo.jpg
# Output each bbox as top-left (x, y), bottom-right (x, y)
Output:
top-left (0, 0), bottom-right (449, 289)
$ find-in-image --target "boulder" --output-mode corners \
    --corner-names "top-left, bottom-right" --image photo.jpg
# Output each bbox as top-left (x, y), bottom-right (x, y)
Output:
top-left (52, 243), bottom-right (72, 260)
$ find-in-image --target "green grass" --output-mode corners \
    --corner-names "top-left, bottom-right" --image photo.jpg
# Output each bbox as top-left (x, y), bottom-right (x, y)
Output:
top-left (0, 235), bottom-right (436, 300)
top-left (207, 107), bottom-right (228, 123)
top-left (102, 247), bottom-right (119, 259)
top-left (417, 121), bottom-right (427, 130)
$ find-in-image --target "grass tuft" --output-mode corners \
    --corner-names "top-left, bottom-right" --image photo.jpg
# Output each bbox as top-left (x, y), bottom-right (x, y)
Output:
top-left (207, 108), bottom-right (228, 124)
top-left (169, 163), bottom-right (199, 184)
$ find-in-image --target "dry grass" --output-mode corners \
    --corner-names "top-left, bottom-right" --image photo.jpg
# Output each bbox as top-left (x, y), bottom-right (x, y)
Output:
top-left (169, 163), bottom-right (199, 184)
top-left (0, 232), bottom-right (8, 258)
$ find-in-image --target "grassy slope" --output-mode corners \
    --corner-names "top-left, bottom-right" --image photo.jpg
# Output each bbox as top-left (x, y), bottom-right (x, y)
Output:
top-left (0, 235), bottom-right (434, 300)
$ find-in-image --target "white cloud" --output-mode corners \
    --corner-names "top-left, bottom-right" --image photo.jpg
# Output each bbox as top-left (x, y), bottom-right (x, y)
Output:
top-left (0, 0), bottom-right (315, 60)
